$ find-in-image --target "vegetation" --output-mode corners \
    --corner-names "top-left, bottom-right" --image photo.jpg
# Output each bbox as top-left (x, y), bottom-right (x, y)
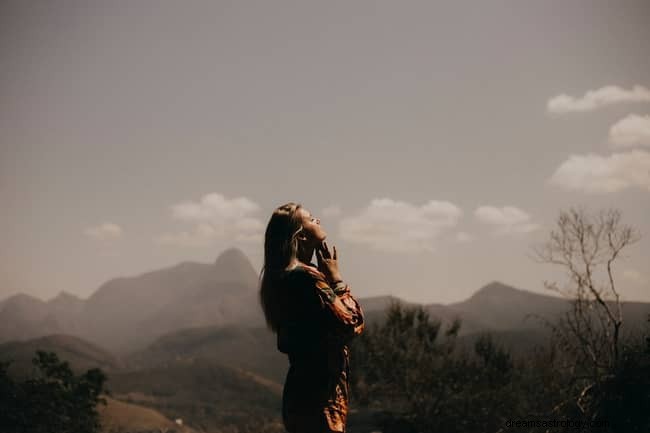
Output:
top-left (350, 301), bottom-right (650, 433)
top-left (350, 207), bottom-right (650, 433)
top-left (1, 207), bottom-right (646, 433)
top-left (0, 350), bottom-right (107, 433)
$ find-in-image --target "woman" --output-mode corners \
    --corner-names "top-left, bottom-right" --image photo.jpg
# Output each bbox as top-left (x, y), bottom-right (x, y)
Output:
top-left (259, 202), bottom-right (365, 433)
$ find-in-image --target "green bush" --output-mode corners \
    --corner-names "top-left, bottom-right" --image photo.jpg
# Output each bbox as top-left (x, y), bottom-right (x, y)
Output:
top-left (0, 350), bottom-right (107, 433)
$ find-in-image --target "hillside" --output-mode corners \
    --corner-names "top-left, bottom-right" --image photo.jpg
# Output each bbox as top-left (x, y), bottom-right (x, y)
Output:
top-left (127, 324), bottom-right (288, 384)
top-left (0, 333), bottom-right (122, 378)
top-left (0, 248), bottom-right (265, 353)
top-left (107, 358), bottom-right (284, 432)
top-left (1, 247), bottom-right (648, 361)
top-left (99, 395), bottom-right (198, 433)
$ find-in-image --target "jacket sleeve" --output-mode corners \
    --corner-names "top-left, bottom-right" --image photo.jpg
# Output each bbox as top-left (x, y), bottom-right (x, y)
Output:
top-left (299, 265), bottom-right (365, 345)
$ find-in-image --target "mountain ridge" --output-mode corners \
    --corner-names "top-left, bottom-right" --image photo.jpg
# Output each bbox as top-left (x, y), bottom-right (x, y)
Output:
top-left (1, 249), bottom-right (648, 354)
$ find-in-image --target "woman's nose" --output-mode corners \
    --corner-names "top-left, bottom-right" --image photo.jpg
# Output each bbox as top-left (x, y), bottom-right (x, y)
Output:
top-left (316, 218), bottom-right (321, 224)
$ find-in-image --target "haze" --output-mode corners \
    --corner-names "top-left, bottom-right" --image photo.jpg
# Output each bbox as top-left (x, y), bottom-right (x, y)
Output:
top-left (2, 0), bottom-right (649, 304)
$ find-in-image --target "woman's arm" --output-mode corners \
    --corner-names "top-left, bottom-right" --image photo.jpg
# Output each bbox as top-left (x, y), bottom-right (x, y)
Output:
top-left (300, 265), bottom-right (365, 345)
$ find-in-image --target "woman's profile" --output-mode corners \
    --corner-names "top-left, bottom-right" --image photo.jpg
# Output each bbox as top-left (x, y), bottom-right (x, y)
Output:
top-left (259, 202), bottom-right (365, 433)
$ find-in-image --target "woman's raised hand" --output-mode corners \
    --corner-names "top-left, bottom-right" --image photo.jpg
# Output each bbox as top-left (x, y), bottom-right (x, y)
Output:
top-left (316, 241), bottom-right (343, 284)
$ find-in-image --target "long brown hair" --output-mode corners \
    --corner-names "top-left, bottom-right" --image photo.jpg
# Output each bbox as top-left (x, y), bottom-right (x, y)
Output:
top-left (259, 202), bottom-right (305, 333)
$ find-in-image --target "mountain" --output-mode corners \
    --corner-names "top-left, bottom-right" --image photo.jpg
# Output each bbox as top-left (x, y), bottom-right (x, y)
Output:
top-left (48, 291), bottom-right (85, 316)
top-left (78, 247), bottom-right (263, 352)
top-left (445, 281), bottom-right (650, 337)
top-left (445, 281), bottom-right (568, 331)
top-left (0, 332), bottom-right (283, 432)
top-left (361, 282), bottom-right (568, 336)
top-left (359, 295), bottom-right (489, 335)
top-left (0, 247), bottom-right (264, 353)
top-left (0, 333), bottom-right (122, 377)
top-left (0, 291), bottom-right (87, 343)
top-left (1, 248), bottom-right (648, 356)
top-left (127, 324), bottom-right (288, 384)
top-left (99, 395), bottom-right (198, 433)
top-left (0, 294), bottom-right (65, 341)
top-left (0, 330), bottom-right (285, 431)
top-left (2, 273), bottom-right (647, 433)
top-left (106, 358), bottom-right (284, 432)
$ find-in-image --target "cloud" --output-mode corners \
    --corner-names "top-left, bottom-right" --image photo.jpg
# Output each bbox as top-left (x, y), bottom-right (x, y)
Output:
top-left (622, 269), bottom-right (646, 283)
top-left (609, 114), bottom-right (650, 148)
top-left (321, 204), bottom-right (342, 218)
top-left (548, 150), bottom-right (650, 193)
top-left (474, 206), bottom-right (541, 235)
top-left (84, 222), bottom-right (123, 241)
top-left (154, 193), bottom-right (264, 247)
top-left (339, 198), bottom-right (463, 253)
top-left (170, 193), bottom-right (260, 222)
top-left (547, 85), bottom-right (650, 114)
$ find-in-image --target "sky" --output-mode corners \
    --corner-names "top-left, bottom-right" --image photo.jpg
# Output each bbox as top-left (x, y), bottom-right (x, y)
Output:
top-left (1, 0), bottom-right (649, 305)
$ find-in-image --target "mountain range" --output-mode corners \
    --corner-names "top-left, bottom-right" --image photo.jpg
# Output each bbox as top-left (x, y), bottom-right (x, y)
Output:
top-left (1, 247), bottom-right (648, 433)
top-left (1, 247), bottom-right (648, 356)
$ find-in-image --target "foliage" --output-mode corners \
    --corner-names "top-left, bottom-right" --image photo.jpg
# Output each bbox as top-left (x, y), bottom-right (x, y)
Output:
top-left (350, 303), bottom-right (650, 433)
top-left (348, 207), bottom-right (649, 433)
top-left (0, 350), bottom-right (107, 433)
top-left (351, 301), bottom-right (525, 433)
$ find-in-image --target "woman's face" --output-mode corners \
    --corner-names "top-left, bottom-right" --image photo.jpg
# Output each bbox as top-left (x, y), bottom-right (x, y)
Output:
top-left (296, 207), bottom-right (326, 246)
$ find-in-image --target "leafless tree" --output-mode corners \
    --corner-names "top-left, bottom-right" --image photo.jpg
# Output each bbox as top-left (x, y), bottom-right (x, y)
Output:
top-left (533, 207), bottom-right (640, 415)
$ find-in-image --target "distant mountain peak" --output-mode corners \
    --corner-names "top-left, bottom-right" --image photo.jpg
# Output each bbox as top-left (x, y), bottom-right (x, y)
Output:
top-left (464, 281), bottom-right (530, 303)
top-left (214, 247), bottom-right (257, 275)
top-left (459, 281), bottom-right (566, 310)
top-left (215, 247), bottom-right (249, 266)
top-left (475, 281), bottom-right (521, 295)
top-left (212, 247), bottom-right (259, 290)
top-left (3, 292), bottom-right (45, 306)
top-left (49, 290), bottom-right (82, 303)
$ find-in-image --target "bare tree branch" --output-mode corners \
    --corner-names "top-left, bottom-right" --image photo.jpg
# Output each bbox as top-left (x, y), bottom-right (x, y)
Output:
top-left (533, 207), bottom-right (641, 417)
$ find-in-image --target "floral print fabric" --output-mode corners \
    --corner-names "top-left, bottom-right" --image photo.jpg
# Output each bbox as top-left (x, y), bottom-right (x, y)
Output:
top-left (277, 263), bottom-right (365, 433)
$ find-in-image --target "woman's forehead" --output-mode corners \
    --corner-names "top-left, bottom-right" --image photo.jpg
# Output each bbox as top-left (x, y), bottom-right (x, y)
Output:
top-left (297, 208), bottom-right (312, 218)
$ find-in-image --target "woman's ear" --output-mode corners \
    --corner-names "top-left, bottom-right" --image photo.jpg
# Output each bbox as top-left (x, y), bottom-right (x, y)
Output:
top-left (296, 226), bottom-right (307, 242)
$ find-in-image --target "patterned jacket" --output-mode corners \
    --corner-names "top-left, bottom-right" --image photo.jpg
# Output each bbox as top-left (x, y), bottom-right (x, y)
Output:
top-left (277, 263), bottom-right (365, 433)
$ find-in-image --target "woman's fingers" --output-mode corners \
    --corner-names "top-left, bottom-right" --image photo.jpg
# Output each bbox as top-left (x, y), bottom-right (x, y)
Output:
top-left (333, 245), bottom-right (337, 260)
top-left (315, 248), bottom-right (322, 263)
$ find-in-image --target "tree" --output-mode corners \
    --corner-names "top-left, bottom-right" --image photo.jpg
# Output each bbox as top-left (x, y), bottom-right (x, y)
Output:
top-left (533, 207), bottom-right (641, 420)
top-left (350, 301), bottom-right (528, 433)
top-left (0, 350), bottom-right (107, 433)
top-left (350, 300), bottom-right (461, 432)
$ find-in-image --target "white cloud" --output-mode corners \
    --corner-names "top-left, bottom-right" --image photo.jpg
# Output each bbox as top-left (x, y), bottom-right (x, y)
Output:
top-left (547, 85), bottom-right (650, 114)
top-left (474, 206), bottom-right (541, 235)
top-left (622, 269), bottom-right (646, 283)
top-left (548, 150), bottom-right (650, 193)
top-left (170, 193), bottom-right (260, 222)
top-left (84, 222), bottom-right (123, 241)
top-left (339, 198), bottom-right (463, 253)
top-left (155, 193), bottom-right (264, 247)
top-left (456, 232), bottom-right (474, 243)
top-left (609, 114), bottom-right (650, 148)
top-left (321, 204), bottom-right (342, 218)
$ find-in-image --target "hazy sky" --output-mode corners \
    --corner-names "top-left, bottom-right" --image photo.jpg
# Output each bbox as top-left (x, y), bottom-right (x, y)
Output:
top-left (2, 0), bottom-right (649, 304)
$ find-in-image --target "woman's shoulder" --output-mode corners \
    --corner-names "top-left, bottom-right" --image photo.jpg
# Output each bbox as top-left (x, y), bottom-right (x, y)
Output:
top-left (285, 263), bottom-right (337, 305)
